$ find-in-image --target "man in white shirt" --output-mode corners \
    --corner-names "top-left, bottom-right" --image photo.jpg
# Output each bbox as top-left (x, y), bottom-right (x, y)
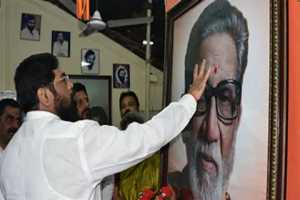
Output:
top-left (0, 53), bottom-right (210, 200)
top-left (52, 32), bottom-right (69, 57)
top-left (0, 98), bottom-right (21, 200)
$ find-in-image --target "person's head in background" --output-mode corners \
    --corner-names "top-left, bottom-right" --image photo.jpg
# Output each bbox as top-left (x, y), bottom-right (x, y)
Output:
top-left (84, 50), bottom-right (96, 70)
top-left (90, 106), bottom-right (109, 125)
top-left (120, 111), bottom-right (145, 130)
top-left (184, 0), bottom-right (248, 199)
top-left (0, 99), bottom-right (22, 149)
top-left (72, 82), bottom-right (90, 120)
top-left (119, 91), bottom-right (140, 118)
top-left (14, 53), bottom-right (75, 122)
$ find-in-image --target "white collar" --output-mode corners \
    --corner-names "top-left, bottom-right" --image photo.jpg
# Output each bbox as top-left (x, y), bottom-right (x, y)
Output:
top-left (25, 111), bottom-right (60, 121)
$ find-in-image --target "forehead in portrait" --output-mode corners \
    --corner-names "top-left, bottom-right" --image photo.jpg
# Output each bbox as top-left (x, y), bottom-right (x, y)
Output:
top-left (184, 0), bottom-right (249, 90)
top-left (181, 1), bottom-right (249, 199)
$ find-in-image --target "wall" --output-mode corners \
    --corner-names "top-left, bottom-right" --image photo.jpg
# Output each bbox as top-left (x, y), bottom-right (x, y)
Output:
top-left (286, 1), bottom-right (300, 199)
top-left (0, 0), bottom-right (164, 126)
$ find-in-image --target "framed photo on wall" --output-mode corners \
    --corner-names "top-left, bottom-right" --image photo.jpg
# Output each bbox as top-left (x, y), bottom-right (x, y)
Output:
top-left (81, 48), bottom-right (100, 74)
top-left (164, 0), bottom-right (287, 200)
top-left (69, 75), bottom-right (112, 125)
top-left (51, 31), bottom-right (70, 57)
top-left (113, 64), bottom-right (130, 88)
top-left (20, 13), bottom-right (41, 41)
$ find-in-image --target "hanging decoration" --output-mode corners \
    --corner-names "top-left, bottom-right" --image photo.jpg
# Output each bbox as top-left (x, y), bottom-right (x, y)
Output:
top-left (76, 0), bottom-right (90, 21)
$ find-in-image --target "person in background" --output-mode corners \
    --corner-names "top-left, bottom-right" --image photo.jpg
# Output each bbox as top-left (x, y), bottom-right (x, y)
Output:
top-left (72, 83), bottom-right (114, 200)
top-left (119, 91), bottom-right (140, 118)
top-left (71, 82), bottom-right (90, 120)
top-left (0, 98), bottom-right (22, 200)
top-left (116, 91), bottom-right (159, 200)
top-left (90, 106), bottom-right (109, 126)
top-left (0, 98), bottom-right (21, 151)
top-left (0, 52), bottom-right (210, 199)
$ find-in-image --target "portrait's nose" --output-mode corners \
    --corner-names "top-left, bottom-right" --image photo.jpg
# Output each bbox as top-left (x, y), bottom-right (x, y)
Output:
top-left (205, 98), bottom-right (220, 142)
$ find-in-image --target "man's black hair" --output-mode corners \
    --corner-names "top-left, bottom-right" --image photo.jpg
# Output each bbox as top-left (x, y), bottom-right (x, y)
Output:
top-left (14, 53), bottom-right (58, 113)
top-left (0, 98), bottom-right (20, 116)
top-left (72, 82), bottom-right (88, 98)
top-left (185, 0), bottom-right (249, 91)
top-left (119, 91), bottom-right (140, 111)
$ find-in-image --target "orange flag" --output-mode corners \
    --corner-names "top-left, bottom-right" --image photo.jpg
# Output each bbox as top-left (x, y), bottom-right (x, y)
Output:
top-left (76, 0), bottom-right (90, 21)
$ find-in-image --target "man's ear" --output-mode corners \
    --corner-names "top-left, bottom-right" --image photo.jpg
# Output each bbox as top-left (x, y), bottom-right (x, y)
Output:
top-left (37, 87), bottom-right (53, 110)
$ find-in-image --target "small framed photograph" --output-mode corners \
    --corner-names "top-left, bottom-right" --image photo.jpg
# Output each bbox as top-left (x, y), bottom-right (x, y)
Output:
top-left (20, 13), bottom-right (41, 41)
top-left (113, 64), bottom-right (130, 88)
top-left (51, 31), bottom-right (70, 57)
top-left (81, 48), bottom-right (100, 74)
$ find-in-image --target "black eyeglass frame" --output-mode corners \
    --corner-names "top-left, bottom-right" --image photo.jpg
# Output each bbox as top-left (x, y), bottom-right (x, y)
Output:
top-left (194, 79), bottom-right (242, 124)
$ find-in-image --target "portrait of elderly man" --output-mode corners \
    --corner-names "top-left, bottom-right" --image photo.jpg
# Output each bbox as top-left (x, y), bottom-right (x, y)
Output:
top-left (167, 1), bottom-right (250, 200)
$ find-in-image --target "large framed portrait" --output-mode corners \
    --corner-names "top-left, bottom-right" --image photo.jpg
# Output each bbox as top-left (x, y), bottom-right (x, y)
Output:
top-left (164, 0), bottom-right (287, 200)
top-left (69, 75), bottom-right (112, 125)
top-left (81, 48), bottom-right (100, 74)
top-left (20, 13), bottom-right (41, 41)
top-left (51, 31), bottom-right (71, 57)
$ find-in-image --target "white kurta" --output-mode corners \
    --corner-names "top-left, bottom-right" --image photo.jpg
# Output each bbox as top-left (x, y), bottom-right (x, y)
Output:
top-left (0, 94), bottom-right (196, 200)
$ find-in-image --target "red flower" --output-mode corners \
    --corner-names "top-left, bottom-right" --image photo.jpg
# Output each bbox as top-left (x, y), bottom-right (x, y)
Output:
top-left (139, 188), bottom-right (155, 200)
top-left (139, 186), bottom-right (174, 200)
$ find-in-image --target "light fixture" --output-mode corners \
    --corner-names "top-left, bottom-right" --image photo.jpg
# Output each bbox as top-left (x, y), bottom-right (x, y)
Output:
top-left (142, 40), bottom-right (154, 46)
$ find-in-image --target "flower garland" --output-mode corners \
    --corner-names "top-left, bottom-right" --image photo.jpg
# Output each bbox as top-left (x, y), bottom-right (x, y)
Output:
top-left (138, 186), bottom-right (174, 200)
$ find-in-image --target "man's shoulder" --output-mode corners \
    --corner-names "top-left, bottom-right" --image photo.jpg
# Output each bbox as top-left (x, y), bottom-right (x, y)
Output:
top-left (44, 119), bottom-right (99, 138)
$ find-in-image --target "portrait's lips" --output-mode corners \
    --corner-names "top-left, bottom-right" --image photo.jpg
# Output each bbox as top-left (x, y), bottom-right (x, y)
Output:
top-left (198, 152), bottom-right (218, 176)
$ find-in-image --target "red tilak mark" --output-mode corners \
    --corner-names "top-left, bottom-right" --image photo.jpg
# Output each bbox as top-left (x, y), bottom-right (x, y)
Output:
top-left (212, 64), bottom-right (219, 74)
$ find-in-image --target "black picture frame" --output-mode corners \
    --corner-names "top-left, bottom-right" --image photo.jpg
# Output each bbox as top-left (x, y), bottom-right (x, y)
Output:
top-left (51, 31), bottom-right (71, 57)
top-left (113, 64), bottom-right (130, 89)
top-left (81, 48), bottom-right (100, 74)
top-left (20, 13), bottom-right (41, 41)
